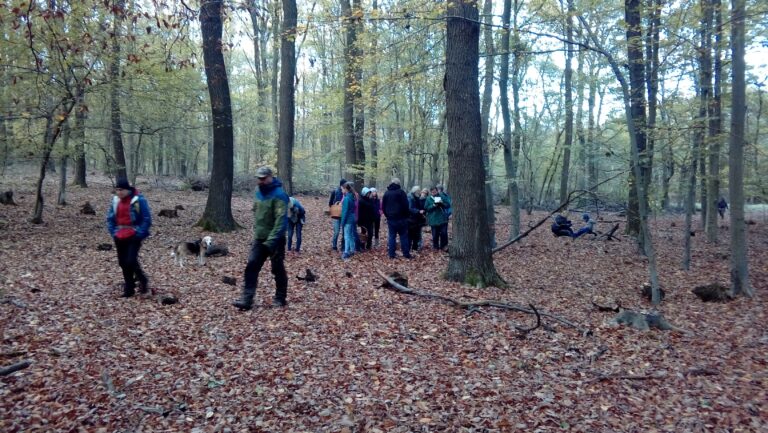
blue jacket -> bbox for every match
[106,190,152,240]
[288,197,306,224]
[340,192,357,226]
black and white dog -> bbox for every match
[171,236,213,267]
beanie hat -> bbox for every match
[339,178,347,186]
[582,213,590,221]
[361,187,370,196]
[115,177,131,190]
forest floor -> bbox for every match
[1,173,767,433]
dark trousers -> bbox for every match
[373,218,381,241]
[387,219,410,258]
[430,223,449,249]
[287,221,303,252]
[408,224,423,251]
[242,237,288,303]
[114,237,147,293]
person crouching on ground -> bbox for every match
[233,166,289,310]
[106,177,152,298]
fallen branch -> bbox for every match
[0,360,32,376]
[376,270,587,334]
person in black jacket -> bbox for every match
[358,187,376,250]
[381,178,412,259]
[407,186,427,251]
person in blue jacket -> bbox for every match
[340,182,358,260]
[106,177,152,298]
[286,196,306,253]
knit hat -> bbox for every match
[256,166,273,178]
[361,187,371,196]
[115,177,131,190]
[582,213,590,221]
[339,178,347,186]
[370,187,377,193]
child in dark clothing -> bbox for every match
[551,214,574,237]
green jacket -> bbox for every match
[252,177,289,249]
[425,193,451,226]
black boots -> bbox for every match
[271,297,287,308]
[232,298,253,310]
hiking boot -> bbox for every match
[232,299,253,311]
[121,288,135,298]
[138,280,149,294]
[271,297,287,308]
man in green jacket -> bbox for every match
[233,166,290,310]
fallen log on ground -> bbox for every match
[0,360,31,376]
[376,270,588,335]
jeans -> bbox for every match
[332,218,341,250]
[343,223,357,258]
[572,227,594,238]
[242,237,287,303]
[430,223,449,249]
[387,219,411,258]
[114,237,147,293]
[287,220,303,251]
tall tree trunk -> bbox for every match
[445,0,504,288]
[368,0,380,187]
[559,0,575,205]
[705,0,723,241]
[57,120,71,205]
[271,0,280,144]
[586,62,599,191]
[499,0,514,235]
[509,0,524,238]
[697,0,713,229]
[341,0,357,183]
[728,0,751,296]
[624,0,649,243]
[480,0,495,245]
[352,0,365,190]
[277,0,296,195]
[683,138,699,270]
[247,0,271,171]
[32,104,73,224]
[110,0,128,180]
[197,0,237,232]
[73,82,87,187]
[644,0,661,198]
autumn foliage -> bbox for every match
[1,176,766,431]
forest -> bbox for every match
[1,0,767,431]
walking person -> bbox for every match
[328,178,346,251]
[233,166,290,310]
[425,186,451,250]
[287,196,305,253]
[717,197,728,220]
[382,178,412,259]
[106,177,152,298]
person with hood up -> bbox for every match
[328,178,346,251]
[106,177,152,298]
[286,196,306,253]
[357,187,376,250]
[381,177,412,259]
[233,166,290,310]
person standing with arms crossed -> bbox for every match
[233,166,290,310]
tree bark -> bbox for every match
[341,0,357,184]
[559,0,575,205]
[480,0,495,245]
[499,0,513,232]
[73,82,87,187]
[109,0,128,180]
[197,0,237,232]
[57,120,71,205]
[705,0,723,242]
[352,0,366,190]
[728,0,751,296]
[444,0,504,288]
[277,0,297,195]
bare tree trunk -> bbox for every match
[481,0,495,245]
[57,120,71,206]
[509,0,525,238]
[728,0,751,296]
[445,0,504,288]
[368,0,380,187]
[110,0,128,180]
[277,0,297,195]
[73,83,87,187]
[683,140,699,270]
[559,0,575,205]
[271,0,280,143]
[500,0,513,221]
[197,0,237,232]
[341,0,357,184]
[705,0,723,242]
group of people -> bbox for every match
[327,177,452,260]
[551,213,596,238]
[106,168,453,310]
